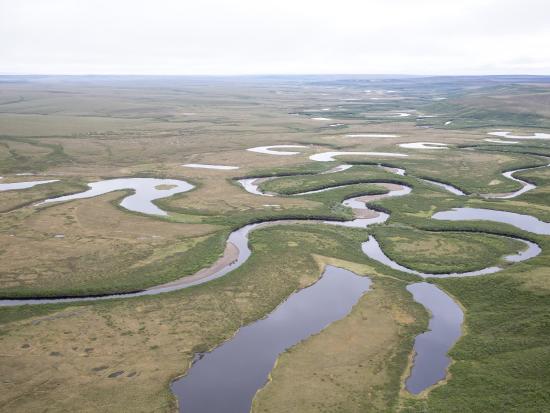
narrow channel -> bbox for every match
[361,235,540,278]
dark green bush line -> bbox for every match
[326,189,388,203]
[271,178,410,196]
[458,144,550,159]
[229,214,347,227]
[346,160,402,169]
[294,140,346,150]
[402,275,550,412]
[370,225,540,274]
[413,175,471,195]
[411,226,540,246]
[400,218,544,247]
[233,171,319,181]
[235,161,334,180]
[0,230,229,300]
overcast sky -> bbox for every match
[1,0,549,75]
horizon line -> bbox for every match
[1,73,549,78]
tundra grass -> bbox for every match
[260,164,400,195]
[253,273,427,413]
[0,136,72,173]
[0,224,418,413]
[0,230,228,299]
[0,192,222,298]
[7,155,532,299]
[0,178,399,298]
[461,144,550,158]
[371,227,526,274]
[385,150,546,194]
[421,99,550,129]
[165,183,387,228]
[258,151,545,195]
[400,273,550,413]
[0,179,86,213]
[1,77,549,412]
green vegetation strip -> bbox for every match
[401,274,550,412]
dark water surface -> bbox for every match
[171,265,372,413]
[405,282,464,394]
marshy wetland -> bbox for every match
[1,75,550,412]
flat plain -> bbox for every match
[0,75,549,412]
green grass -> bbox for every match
[236,161,334,179]
[0,136,71,173]
[422,96,550,129]
[460,144,550,158]
[0,224,414,412]
[260,165,401,195]
[371,227,526,274]
[401,274,550,412]
[258,151,547,196]
[1,76,550,412]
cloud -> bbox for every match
[0,0,548,75]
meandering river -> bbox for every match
[36,178,195,216]
[2,156,548,407]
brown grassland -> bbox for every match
[1,76,549,412]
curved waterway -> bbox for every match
[3,156,548,401]
[327,184,411,228]
[0,178,59,192]
[488,131,550,140]
[482,164,549,199]
[309,151,408,161]
[246,145,306,156]
[398,142,449,150]
[171,265,372,413]
[484,138,518,144]
[35,178,195,216]
[237,177,276,196]
[362,235,541,278]
[0,181,404,307]
[361,228,540,393]
[239,162,468,198]
[0,220,293,307]
[419,178,465,196]
[405,282,463,394]
[433,207,550,235]
[237,163,354,197]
